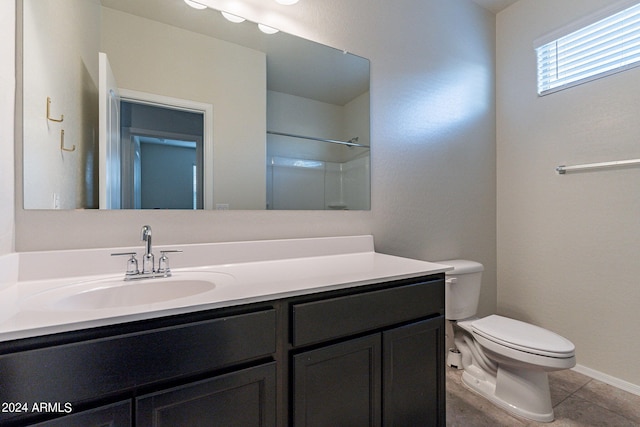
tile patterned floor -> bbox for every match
[446,367,640,426]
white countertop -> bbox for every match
[0,236,451,342]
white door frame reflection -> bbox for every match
[115,89,214,210]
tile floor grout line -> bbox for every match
[552,378,593,408]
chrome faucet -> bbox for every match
[141,225,154,274]
[111,225,182,280]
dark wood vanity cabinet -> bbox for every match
[27,363,277,427]
[0,274,444,427]
[290,277,445,427]
[292,319,444,427]
[0,308,278,427]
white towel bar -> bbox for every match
[556,158,640,174]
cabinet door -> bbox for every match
[136,363,276,427]
[383,316,445,427]
[29,401,131,427]
[293,334,381,427]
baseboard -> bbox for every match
[573,364,640,397]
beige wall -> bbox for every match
[344,91,371,152]
[367,2,497,318]
[497,0,640,390]
[22,0,100,210]
[267,90,347,163]
[0,1,15,255]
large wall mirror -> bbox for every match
[21,0,370,210]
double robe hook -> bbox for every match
[47,97,75,152]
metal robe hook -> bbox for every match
[46,97,64,122]
[60,129,76,152]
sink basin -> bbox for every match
[55,279,216,310]
[25,271,235,311]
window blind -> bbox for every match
[536,1,640,95]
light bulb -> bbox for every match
[184,0,207,10]
[221,11,246,23]
[258,24,279,34]
[275,0,299,4]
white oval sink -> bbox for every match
[25,271,235,311]
[55,279,216,310]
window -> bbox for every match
[535,1,640,95]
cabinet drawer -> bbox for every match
[291,278,443,346]
[0,309,276,424]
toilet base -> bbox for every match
[461,364,554,423]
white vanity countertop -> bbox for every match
[0,236,451,342]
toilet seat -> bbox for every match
[470,315,575,358]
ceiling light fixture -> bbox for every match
[221,11,246,23]
[184,0,207,10]
[275,0,299,4]
[258,24,279,34]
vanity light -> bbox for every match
[184,0,207,10]
[258,24,279,34]
[221,11,246,23]
[275,0,299,4]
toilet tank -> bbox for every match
[441,259,484,321]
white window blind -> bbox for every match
[536,1,640,95]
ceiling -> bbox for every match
[471,0,520,14]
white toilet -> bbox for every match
[442,260,576,423]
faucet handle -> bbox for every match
[111,252,140,277]
[158,250,183,277]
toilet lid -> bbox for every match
[471,315,575,357]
